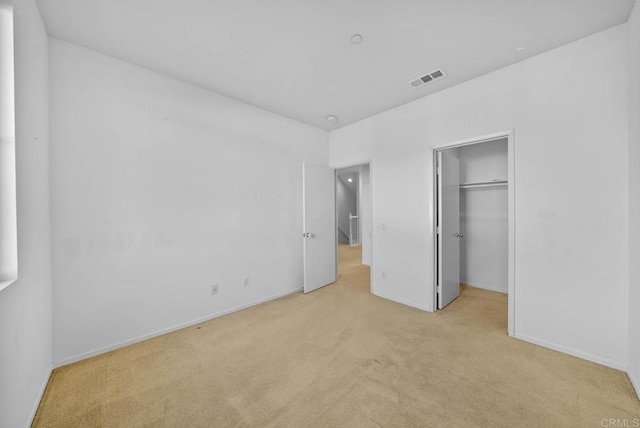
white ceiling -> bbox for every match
[36,0,635,130]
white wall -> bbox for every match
[49,39,328,365]
[0,0,53,427]
[330,25,629,369]
[360,164,372,266]
[628,0,640,397]
[457,139,508,185]
[336,174,357,244]
[458,139,508,293]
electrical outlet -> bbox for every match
[243,276,250,287]
[211,285,219,295]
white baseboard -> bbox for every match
[629,369,640,400]
[54,287,303,368]
[461,281,507,294]
[515,332,627,371]
[27,364,53,428]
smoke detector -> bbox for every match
[409,68,447,89]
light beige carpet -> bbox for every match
[33,244,639,427]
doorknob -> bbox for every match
[456,233,464,238]
[303,232,315,238]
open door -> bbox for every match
[303,163,336,293]
[437,151,461,308]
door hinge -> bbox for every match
[436,226,440,235]
[436,166,441,175]
[436,284,441,293]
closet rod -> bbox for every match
[459,180,508,189]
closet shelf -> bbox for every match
[459,180,508,189]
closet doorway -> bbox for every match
[433,132,515,336]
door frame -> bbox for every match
[432,130,516,336]
[332,159,374,294]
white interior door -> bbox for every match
[438,151,461,308]
[303,163,336,293]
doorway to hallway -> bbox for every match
[335,163,372,292]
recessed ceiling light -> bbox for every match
[516,46,525,51]
[326,115,338,122]
[347,178,353,183]
[350,34,363,44]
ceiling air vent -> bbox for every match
[409,68,447,89]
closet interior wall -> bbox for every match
[458,138,508,293]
